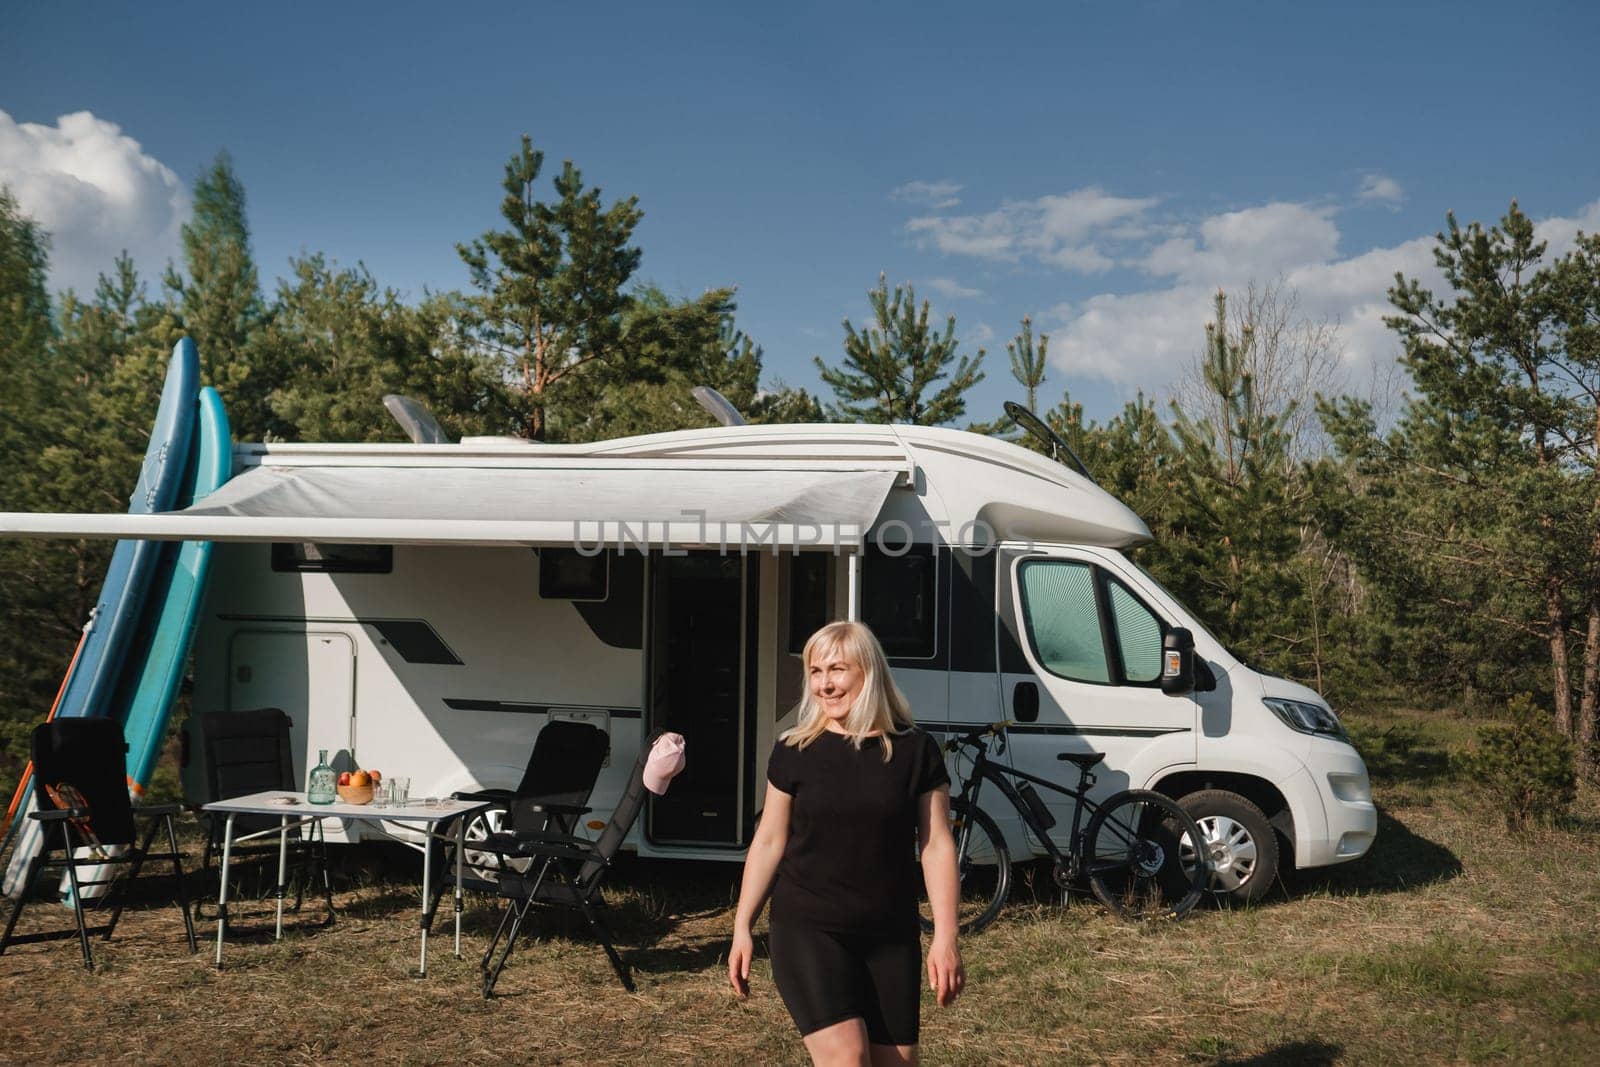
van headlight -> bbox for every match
[1263,697,1348,741]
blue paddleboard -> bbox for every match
[118,387,233,792]
[3,339,200,897]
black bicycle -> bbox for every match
[921,722,1208,933]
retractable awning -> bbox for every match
[0,464,900,550]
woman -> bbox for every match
[729,620,964,1066]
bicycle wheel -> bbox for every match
[1084,789,1206,922]
[918,799,1011,935]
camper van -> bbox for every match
[8,420,1376,902]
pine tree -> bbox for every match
[457,136,642,440]
[1322,202,1600,750]
[815,275,985,424]
[1166,291,1323,679]
[253,255,511,442]
[0,191,63,768]
[1008,315,1049,413]
[163,152,266,432]
[0,189,56,511]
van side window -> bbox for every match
[1018,560,1110,683]
[271,543,392,573]
[538,548,608,600]
[1107,578,1162,684]
[863,544,936,659]
[787,553,831,654]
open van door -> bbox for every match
[645,552,758,848]
[997,547,1198,838]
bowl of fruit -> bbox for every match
[336,768,382,804]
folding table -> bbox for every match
[202,790,488,974]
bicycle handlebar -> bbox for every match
[944,720,1013,755]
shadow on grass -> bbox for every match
[1212,1039,1342,1066]
[1285,805,1461,898]
[1347,721,1454,790]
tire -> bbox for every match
[918,799,1011,936]
[1178,789,1280,906]
[1084,789,1207,922]
[458,807,530,887]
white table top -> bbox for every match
[202,790,487,824]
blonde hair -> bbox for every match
[781,620,915,761]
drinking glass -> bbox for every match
[390,777,410,806]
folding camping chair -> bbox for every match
[0,718,197,970]
[194,708,333,927]
[479,729,674,998]
[430,718,610,918]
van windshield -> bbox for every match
[1127,559,1245,667]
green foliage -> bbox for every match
[1161,293,1321,677]
[163,152,268,436]
[1463,694,1577,827]
[1321,202,1600,755]
[253,255,513,442]
[558,286,752,441]
[1007,315,1048,415]
[0,190,63,772]
[815,274,985,424]
[457,135,643,440]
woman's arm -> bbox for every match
[918,784,966,1007]
[728,782,792,996]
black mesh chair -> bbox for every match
[0,718,197,969]
[479,729,670,998]
[438,719,611,897]
[195,709,333,926]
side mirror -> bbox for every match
[1161,627,1196,696]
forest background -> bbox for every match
[2,137,1598,805]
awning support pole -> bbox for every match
[846,551,861,621]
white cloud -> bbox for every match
[0,110,189,296]
[1046,198,1600,394]
[890,179,963,209]
[907,207,1017,259]
[906,186,1159,274]
[1141,202,1342,283]
[924,277,983,299]
[966,322,995,346]
[1531,198,1600,257]
[1358,174,1404,206]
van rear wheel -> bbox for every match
[1178,790,1279,905]
[918,800,1010,935]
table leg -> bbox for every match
[275,814,290,940]
[214,812,236,967]
[455,815,466,957]
[419,826,431,977]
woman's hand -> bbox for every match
[728,927,755,997]
[927,935,965,1007]
[728,785,791,999]
[918,784,965,1006]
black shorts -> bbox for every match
[768,920,921,1046]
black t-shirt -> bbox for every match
[766,728,950,935]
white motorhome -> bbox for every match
[6,421,1375,901]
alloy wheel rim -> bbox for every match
[1194,813,1257,892]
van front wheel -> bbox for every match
[1178,790,1279,905]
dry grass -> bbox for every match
[2,706,1597,1065]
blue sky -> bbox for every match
[3,1,1598,426]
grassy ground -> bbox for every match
[2,706,1596,1065]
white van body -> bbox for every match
[1,423,1376,890]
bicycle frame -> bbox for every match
[949,731,1102,880]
